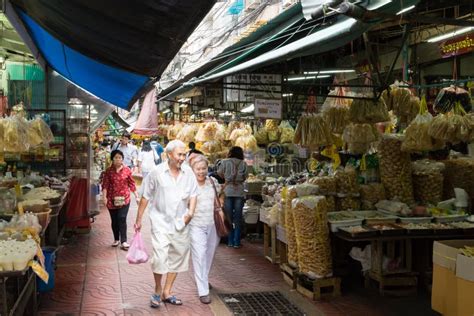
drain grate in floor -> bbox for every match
[218,291,306,316]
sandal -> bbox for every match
[150,293,161,308]
[121,242,130,250]
[163,295,183,305]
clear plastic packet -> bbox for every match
[4,117,29,152]
[343,123,380,154]
[378,134,414,204]
[235,135,258,152]
[279,121,295,144]
[412,160,445,205]
[176,124,198,143]
[255,126,269,145]
[360,183,386,209]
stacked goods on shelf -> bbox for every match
[292,195,332,278]
[307,176,337,212]
[285,186,299,268]
[335,168,360,211]
[378,135,414,205]
[294,114,333,147]
[322,86,352,134]
[359,183,386,209]
[342,123,380,154]
[412,160,445,205]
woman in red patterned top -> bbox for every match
[102,150,139,250]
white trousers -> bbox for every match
[190,223,220,296]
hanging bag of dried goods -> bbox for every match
[343,123,380,154]
[412,160,445,205]
[322,86,351,134]
[452,102,473,143]
[292,196,332,279]
[402,96,438,152]
[279,121,295,144]
[294,114,333,147]
[378,134,415,205]
[349,89,390,124]
[4,116,29,153]
[434,85,472,113]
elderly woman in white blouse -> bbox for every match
[189,154,222,304]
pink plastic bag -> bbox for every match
[126,231,149,264]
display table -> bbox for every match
[45,192,68,246]
[0,268,37,316]
[335,232,471,295]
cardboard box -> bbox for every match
[456,253,474,316]
[432,240,474,315]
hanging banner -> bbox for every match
[439,33,474,58]
[254,98,282,119]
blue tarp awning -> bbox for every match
[5,0,215,110]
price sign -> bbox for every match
[254,98,282,119]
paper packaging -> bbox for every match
[432,240,474,316]
[456,253,474,316]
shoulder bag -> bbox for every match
[210,178,230,237]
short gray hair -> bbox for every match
[190,154,208,168]
[165,139,186,153]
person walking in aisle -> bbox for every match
[188,154,222,304]
[135,140,198,308]
[150,136,164,164]
[102,150,139,250]
[137,140,159,180]
[112,133,138,169]
[217,146,248,248]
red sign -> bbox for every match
[439,33,474,58]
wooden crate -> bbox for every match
[296,274,341,300]
[365,271,418,296]
[263,223,280,264]
[280,263,297,289]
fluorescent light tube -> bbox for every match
[200,108,212,113]
[179,104,188,108]
[282,93,293,97]
[396,5,415,15]
[286,75,330,81]
[219,111,232,117]
[304,69,355,75]
[241,104,254,113]
[162,109,170,114]
[427,27,474,43]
